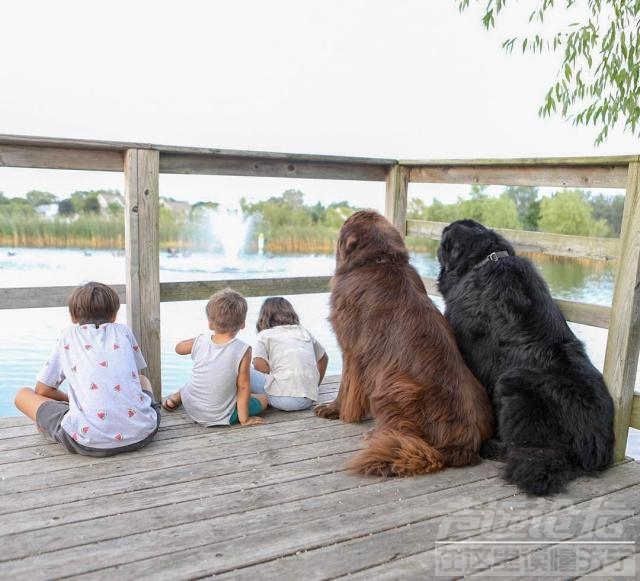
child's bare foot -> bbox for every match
[162,392,182,412]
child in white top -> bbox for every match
[14,282,160,456]
[162,288,268,426]
[252,297,328,411]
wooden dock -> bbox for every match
[1,378,639,580]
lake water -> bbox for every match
[2,246,638,458]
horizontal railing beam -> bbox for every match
[402,159,633,189]
[0,144,124,172]
[158,153,389,181]
[0,134,395,179]
[0,277,332,310]
[407,219,620,261]
[0,276,609,328]
[159,277,331,301]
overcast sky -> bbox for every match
[1,0,637,210]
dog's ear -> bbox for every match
[339,233,359,261]
[438,231,464,272]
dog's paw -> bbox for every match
[314,403,340,419]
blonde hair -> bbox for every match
[205,288,247,333]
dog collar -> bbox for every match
[473,250,510,270]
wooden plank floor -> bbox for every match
[1,376,639,580]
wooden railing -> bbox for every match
[1,134,638,461]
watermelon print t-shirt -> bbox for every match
[36,322,159,449]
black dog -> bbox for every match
[437,219,615,495]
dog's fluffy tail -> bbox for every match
[347,429,445,477]
[503,446,578,495]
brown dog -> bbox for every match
[315,210,493,476]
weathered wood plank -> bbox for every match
[51,464,640,580]
[0,418,365,483]
[0,277,609,329]
[0,432,365,514]
[454,488,640,578]
[125,149,161,400]
[576,553,638,579]
[0,144,123,171]
[553,298,611,329]
[0,284,127,310]
[604,161,640,461]
[0,462,499,565]
[159,153,390,181]
[630,393,640,430]
[2,382,640,579]
[407,219,620,260]
[5,471,504,579]
[405,161,630,188]
[425,276,610,328]
[0,452,354,538]
[160,276,331,301]
[329,464,640,580]
[0,133,395,177]
[402,156,639,166]
[0,277,331,310]
[385,165,410,236]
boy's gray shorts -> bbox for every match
[36,394,161,457]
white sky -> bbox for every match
[0,0,637,210]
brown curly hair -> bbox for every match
[256,297,300,332]
[68,282,120,326]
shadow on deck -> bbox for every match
[1,377,639,579]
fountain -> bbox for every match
[208,207,253,268]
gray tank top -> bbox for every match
[180,334,250,426]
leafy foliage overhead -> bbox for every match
[457,0,640,144]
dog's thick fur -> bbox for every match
[437,219,615,495]
[314,210,493,476]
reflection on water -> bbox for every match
[406,240,616,307]
[536,257,616,306]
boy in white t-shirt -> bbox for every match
[14,282,161,457]
[162,288,268,427]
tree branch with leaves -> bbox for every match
[457,0,640,144]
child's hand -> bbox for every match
[240,416,264,427]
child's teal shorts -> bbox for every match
[229,397,264,424]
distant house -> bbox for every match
[35,203,59,219]
[97,192,125,210]
[160,199,191,218]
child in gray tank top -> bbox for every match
[162,288,268,426]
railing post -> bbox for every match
[124,149,161,402]
[603,160,640,461]
[385,165,410,237]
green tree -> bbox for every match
[57,199,75,216]
[0,196,35,216]
[25,190,57,207]
[585,192,625,236]
[190,201,219,219]
[309,201,326,225]
[503,186,540,230]
[407,198,428,220]
[539,189,609,236]
[457,0,640,144]
[427,198,460,223]
[82,196,101,214]
[479,194,521,229]
[326,203,356,228]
